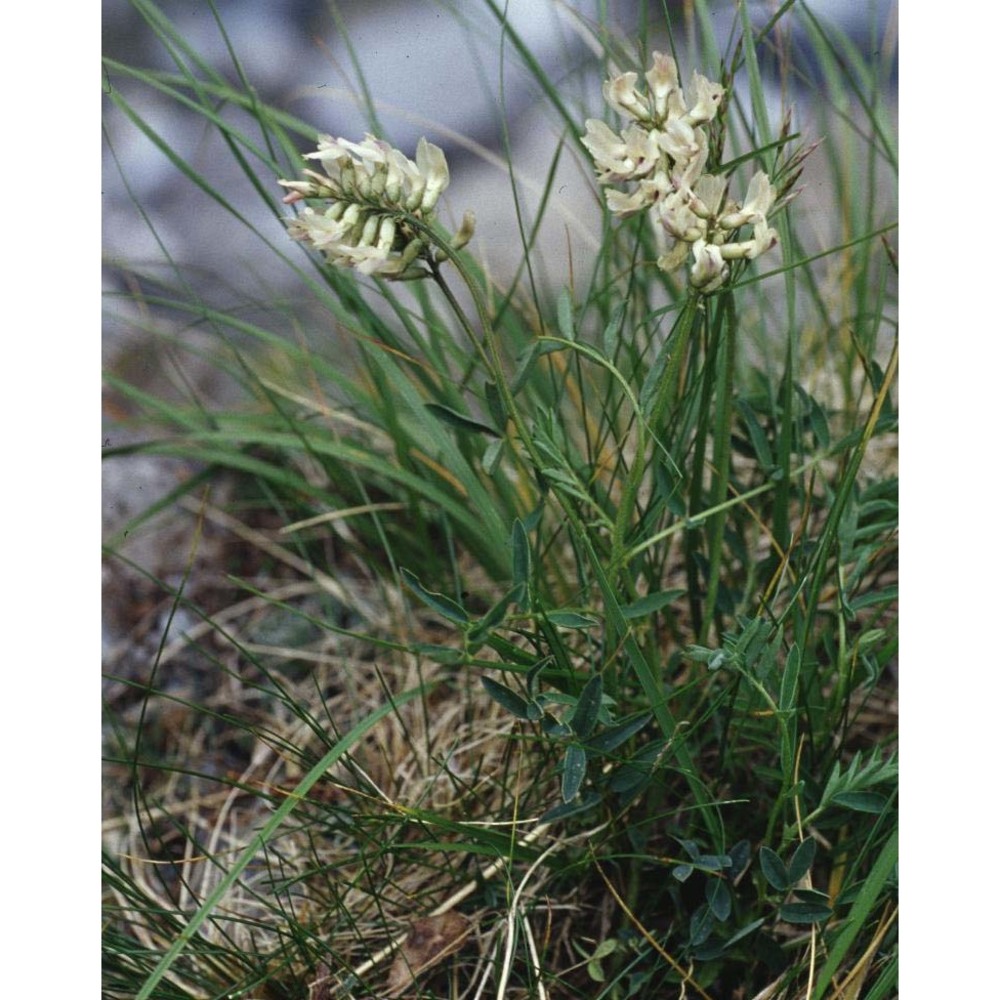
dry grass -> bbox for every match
[103,479,609,998]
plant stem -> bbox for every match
[701,291,737,643]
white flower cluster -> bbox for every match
[279,134,474,279]
[581,52,778,292]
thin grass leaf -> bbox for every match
[135,685,426,1000]
[557,286,576,341]
[813,826,897,998]
[424,402,502,438]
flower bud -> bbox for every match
[451,211,476,250]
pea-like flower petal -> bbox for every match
[603,72,648,121]
[719,171,777,229]
[645,52,681,120]
[690,240,728,290]
[684,72,725,125]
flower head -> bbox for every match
[279,133,471,279]
[581,53,781,292]
[581,53,724,222]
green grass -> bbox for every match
[103,2,897,997]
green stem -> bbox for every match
[685,299,722,637]
[610,296,700,577]
[700,291,737,644]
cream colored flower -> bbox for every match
[683,72,725,126]
[717,220,778,261]
[656,239,691,274]
[581,53,724,224]
[279,133,472,279]
[582,53,783,291]
[286,205,355,250]
[597,53,722,131]
[644,51,682,120]
[581,120,629,179]
[654,171,780,290]
[656,119,704,176]
[414,138,449,211]
[605,183,658,218]
[451,211,477,251]
[602,71,649,122]
[290,133,450,213]
[656,192,702,243]
[581,120,661,185]
[719,171,776,229]
[690,240,727,291]
[683,173,729,221]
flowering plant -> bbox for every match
[107,8,898,998]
